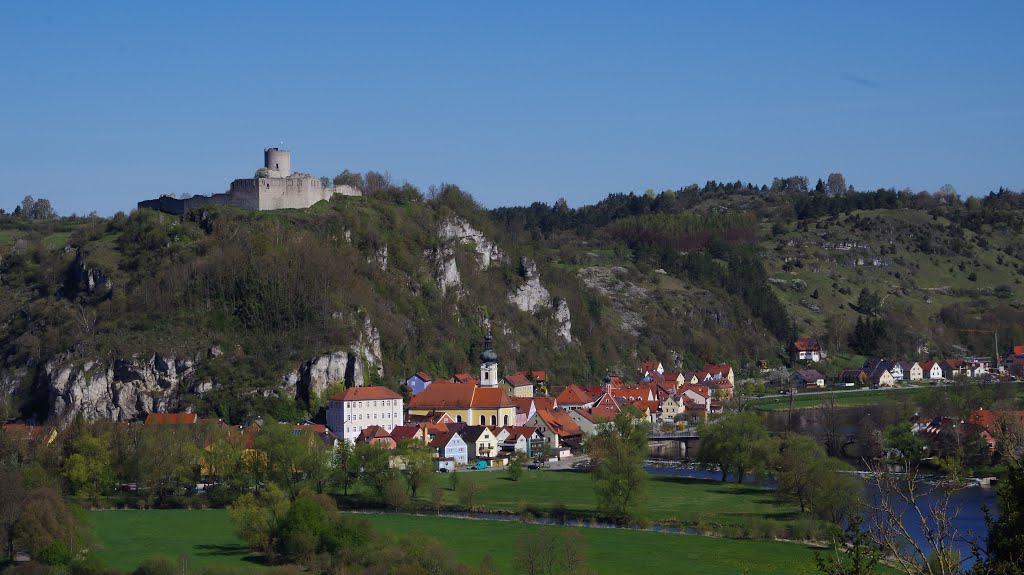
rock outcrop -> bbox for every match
[70,248,113,294]
[46,353,194,426]
[509,257,552,313]
[283,318,384,402]
[426,245,462,296]
[439,217,505,270]
[553,297,572,343]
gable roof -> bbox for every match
[408,383,516,410]
[533,397,557,411]
[794,337,821,352]
[794,369,826,383]
[457,425,492,443]
[452,373,474,384]
[533,409,582,438]
[429,429,463,449]
[330,386,402,402]
[555,384,594,405]
[504,373,533,387]
[966,409,1024,433]
[919,361,939,371]
[356,425,392,442]
[390,425,422,441]
[511,397,535,414]
[640,361,662,374]
[573,404,620,424]
[144,413,197,425]
[413,371,432,381]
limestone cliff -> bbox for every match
[438,217,506,270]
[509,257,572,343]
[45,354,195,426]
[282,317,384,402]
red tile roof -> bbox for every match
[533,397,557,411]
[390,425,423,441]
[414,371,432,381]
[356,425,392,442]
[967,409,1024,431]
[640,361,662,374]
[573,405,619,424]
[556,384,595,405]
[144,413,198,425]
[330,386,402,402]
[794,338,821,352]
[408,383,516,410]
[511,397,534,414]
[504,373,533,387]
[530,371,547,382]
[534,409,583,438]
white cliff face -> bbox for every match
[438,217,505,270]
[283,317,385,402]
[426,245,462,296]
[46,354,194,426]
[509,257,552,313]
[553,297,573,343]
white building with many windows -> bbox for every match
[326,386,404,443]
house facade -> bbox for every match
[326,386,404,443]
[430,430,469,464]
[458,426,500,460]
[407,383,517,427]
[405,372,433,395]
[794,338,822,362]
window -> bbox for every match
[480,415,486,425]
[503,415,510,425]
[490,415,497,426]
[456,415,462,423]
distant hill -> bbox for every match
[2,178,1022,425]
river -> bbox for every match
[646,463,998,566]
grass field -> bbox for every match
[89,509,265,572]
[342,469,800,529]
[88,510,824,575]
[747,386,932,411]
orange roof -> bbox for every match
[144,413,198,425]
[967,409,1024,431]
[1,423,56,443]
[534,409,582,438]
[680,384,710,399]
[1014,346,1024,356]
[608,387,652,401]
[414,371,432,381]
[452,373,474,383]
[511,397,534,414]
[502,425,540,440]
[504,373,532,387]
[408,383,516,410]
[703,363,733,374]
[530,371,547,381]
[640,361,662,374]
[356,425,392,441]
[292,423,328,434]
[555,384,594,405]
[573,405,619,424]
[390,425,422,441]
[533,397,557,411]
[330,386,402,402]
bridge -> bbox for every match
[648,430,700,459]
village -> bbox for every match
[9,334,1022,476]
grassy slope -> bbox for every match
[88,510,822,575]
[763,209,1024,347]
[343,469,800,528]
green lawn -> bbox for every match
[343,469,800,529]
[88,509,266,572]
[88,510,823,575]
[364,513,822,575]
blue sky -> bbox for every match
[2,1,1021,215]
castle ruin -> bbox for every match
[138,148,361,214]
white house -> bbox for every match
[326,386,404,443]
[794,338,823,362]
[919,361,944,380]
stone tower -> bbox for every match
[479,331,498,387]
[264,148,291,178]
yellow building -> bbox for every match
[408,383,518,426]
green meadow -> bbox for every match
[88,510,823,575]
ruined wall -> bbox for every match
[138,178,361,214]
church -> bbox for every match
[407,332,518,426]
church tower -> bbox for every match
[479,331,499,387]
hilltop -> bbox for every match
[2,177,1023,425]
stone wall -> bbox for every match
[138,178,361,214]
